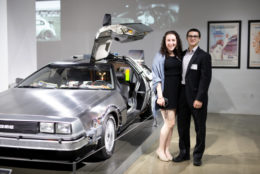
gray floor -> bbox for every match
[1,113,260,174]
[124,113,260,174]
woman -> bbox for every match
[152,31,182,161]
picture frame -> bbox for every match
[247,20,260,69]
[0,168,12,174]
[207,21,241,68]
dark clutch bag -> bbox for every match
[158,97,168,109]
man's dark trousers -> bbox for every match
[177,85,208,160]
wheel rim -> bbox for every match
[105,119,115,152]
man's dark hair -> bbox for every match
[186,28,201,38]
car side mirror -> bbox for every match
[103,14,111,26]
[16,78,23,84]
[8,78,23,88]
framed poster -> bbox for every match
[0,168,12,174]
[248,20,260,69]
[207,21,241,68]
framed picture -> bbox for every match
[207,21,241,68]
[248,20,260,69]
[0,168,12,174]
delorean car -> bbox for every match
[0,15,152,162]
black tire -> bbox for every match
[94,115,116,160]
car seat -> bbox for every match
[115,71,129,105]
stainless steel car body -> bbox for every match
[0,85,126,151]
[0,58,151,159]
[0,16,152,161]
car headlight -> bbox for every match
[40,122,54,133]
[56,123,72,134]
[40,122,72,134]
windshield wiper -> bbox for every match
[17,85,56,89]
[17,85,39,88]
[60,87,80,89]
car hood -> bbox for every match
[0,88,113,118]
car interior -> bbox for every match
[19,65,113,89]
[112,61,147,114]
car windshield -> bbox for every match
[18,64,114,90]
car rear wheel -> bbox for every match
[95,115,116,159]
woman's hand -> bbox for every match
[157,97,165,107]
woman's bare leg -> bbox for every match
[165,109,176,160]
[156,109,170,161]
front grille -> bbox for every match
[0,120,39,134]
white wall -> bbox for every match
[37,0,260,115]
[0,0,8,91]
[7,0,37,86]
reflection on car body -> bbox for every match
[0,14,152,162]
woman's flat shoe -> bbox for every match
[156,151,169,162]
[166,152,173,161]
[167,156,173,161]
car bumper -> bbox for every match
[0,135,91,151]
[0,127,102,161]
[0,126,102,152]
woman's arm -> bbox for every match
[156,83,165,106]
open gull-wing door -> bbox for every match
[90,14,153,62]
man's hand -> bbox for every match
[193,100,203,109]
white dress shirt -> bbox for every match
[181,46,198,85]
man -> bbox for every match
[173,28,212,166]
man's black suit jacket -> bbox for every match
[183,47,212,108]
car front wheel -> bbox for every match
[95,115,116,159]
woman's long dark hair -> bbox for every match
[160,30,183,59]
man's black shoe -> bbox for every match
[193,158,202,166]
[172,154,190,162]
